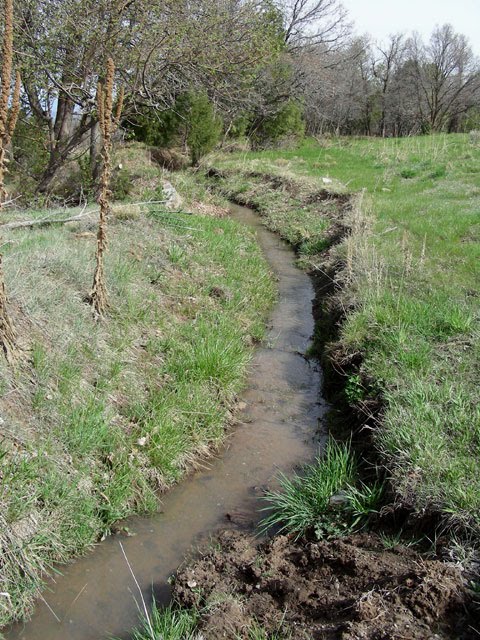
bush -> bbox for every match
[252,101,305,148]
[126,92,222,166]
[12,113,49,179]
[127,108,181,148]
[184,91,223,165]
[111,167,132,200]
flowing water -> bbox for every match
[6,204,327,640]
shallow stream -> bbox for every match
[7,204,327,640]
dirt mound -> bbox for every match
[173,530,477,639]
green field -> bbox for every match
[209,133,480,530]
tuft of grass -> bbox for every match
[344,482,384,528]
[259,441,385,540]
[259,441,356,539]
[242,620,291,640]
[121,602,199,640]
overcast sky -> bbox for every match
[342,0,480,55]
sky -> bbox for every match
[342,0,480,55]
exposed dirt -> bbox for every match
[174,530,478,639]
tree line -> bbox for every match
[5,0,479,196]
[298,24,480,136]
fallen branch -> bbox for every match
[0,199,168,231]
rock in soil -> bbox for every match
[173,530,478,639]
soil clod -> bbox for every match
[173,530,477,639]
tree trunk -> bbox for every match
[36,117,96,194]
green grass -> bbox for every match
[123,603,199,640]
[259,441,357,539]
[242,621,290,640]
[211,133,480,532]
[0,161,275,626]
[125,603,290,640]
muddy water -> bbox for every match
[7,204,327,640]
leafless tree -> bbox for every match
[299,24,480,136]
[278,0,351,51]
[373,34,406,136]
[408,25,480,132]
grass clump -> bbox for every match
[127,603,290,640]
[259,441,381,539]
[243,621,291,640]
[125,602,199,640]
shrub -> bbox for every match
[127,107,181,148]
[12,112,49,180]
[184,91,223,165]
[127,92,222,166]
[111,167,131,200]
[252,101,305,148]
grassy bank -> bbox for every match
[0,148,275,626]
[208,133,480,532]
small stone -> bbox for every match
[329,490,348,506]
[137,436,148,447]
[187,580,197,589]
[322,177,333,184]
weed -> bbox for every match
[400,167,417,179]
[344,373,365,404]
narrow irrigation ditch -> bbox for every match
[5,203,327,640]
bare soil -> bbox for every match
[173,530,478,639]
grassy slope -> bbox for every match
[0,147,275,626]
[211,134,480,530]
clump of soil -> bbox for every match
[173,530,477,639]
